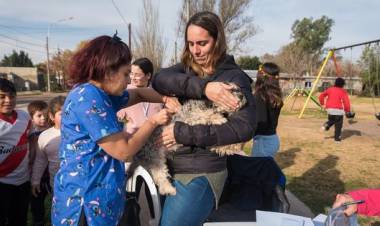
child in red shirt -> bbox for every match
[319,77,351,142]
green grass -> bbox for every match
[27,196,52,226]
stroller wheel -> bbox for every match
[375,112,380,120]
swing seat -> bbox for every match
[345,111,356,119]
[375,112,380,120]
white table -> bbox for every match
[204,223,256,226]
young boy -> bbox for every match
[319,77,351,142]
[28,100,48,136]
[27,100,49,226]
[0,78,32,226]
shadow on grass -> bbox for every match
[324,129,362,140]
[341,129,362,139]
[286,154,344,215]
[275,148,301,170]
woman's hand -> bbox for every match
[155,124,177,149]
[205,82,239,110]
[148,109,173,126]
[332,193,357,216]
[31,184,41,197]
[163,96,181,113]
[117,109,128,121]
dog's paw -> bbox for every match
[159,185,177,196]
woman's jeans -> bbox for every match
[251,134,280,157]
[251,134,286,187]
[160,176,215,226]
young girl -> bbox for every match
[31,96,65,195]
[251,62,283,157]
[319,77,351,142]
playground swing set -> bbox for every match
[291,38,380,121]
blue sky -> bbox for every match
[1,0,379,66]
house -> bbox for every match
[0,66,43,91]
[243,70,363,94]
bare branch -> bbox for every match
[176,0,257,55]
[133,0,167,71]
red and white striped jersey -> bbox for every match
[0,110,31,185]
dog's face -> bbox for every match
[213,83,247,114]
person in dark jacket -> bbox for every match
[251,62,283,157]
[152,11,256,226]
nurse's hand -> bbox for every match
[163,96,181,113]
[148,109,174,126]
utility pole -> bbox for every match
[187,0,190,21]
[128,23,132,51]
[46,16,73,92]
[174,41,177,63]
[46,36,50,92]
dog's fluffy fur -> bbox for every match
[128,83,247,195]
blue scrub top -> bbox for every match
[52,83,129,226]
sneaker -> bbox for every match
[320,125,328,132]
[335,137,342,143]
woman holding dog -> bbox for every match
[52,34,174,226]
[153,11,256,226]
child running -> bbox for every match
[319,77,351,142]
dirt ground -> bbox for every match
[273,95,380,225]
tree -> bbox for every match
[177,0,257,54]
[236,56,261,70]
[37,49,74,91]
[133,0,166,72]
[0,50,33,67]
[290,16,334,74]
[274,43,309,77]
[291,16,334,55]
[359,45,380,96]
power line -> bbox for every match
[111,0,129,27]
[0,33,45,47]
[0,25,45,44]
[0,39,47,55]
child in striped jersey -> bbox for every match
[0,78,32,226]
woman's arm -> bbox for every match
[153,64,239,110]
[333,189,380,217]
[153,64,207,99]
[126,88,164,107]
[98,109,172,161]
[158,72,256,147]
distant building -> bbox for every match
[0,66,43,91]
[243,70,363,94]
[279,73,363,94]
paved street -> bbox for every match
[16,92,67,111]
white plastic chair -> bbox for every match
[126,164,161,226]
